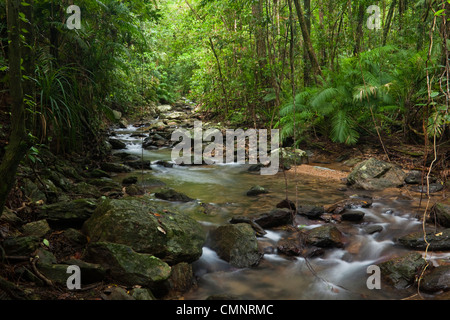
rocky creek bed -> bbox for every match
[0,100,449,300]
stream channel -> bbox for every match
[109,124,449,300]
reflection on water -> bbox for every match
[110,126,446,300]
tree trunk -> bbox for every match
[353,2,365,55]
[292,0,322,81]
[252,0,268,88]
[303,0,312,86]
[0,0,31,217]
[383,0,397,46]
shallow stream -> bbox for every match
[110,125,449,300]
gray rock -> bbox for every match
[246,185,269,196]
[22,220,51,238]
[108,139,127,150]
[397,229,450,250]
[37,199,97,228]
[419,266,450,292]
[154,188,194,202]
[2,236,40,256]
[430,203,450,227]
[82,198,205,264]
[253,208,293,228]
[100,162,133,173]
[346,158,406,190]
[208,223,263,268]
[341,210,365,222]
[378,252,427,289]
[305,225,344,248]
[297,205,325,219]
[85,242,171,287]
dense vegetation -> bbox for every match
[0,0,449,214]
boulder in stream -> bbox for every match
[305,225,345,248]
[397,229,450,251]
[429,203,450,228]
[82,198,206,265]
[378,252,427,289]
[154,187,194,202]
[346,158,406,190]
[84,242,171,287]
[208,223,263,268]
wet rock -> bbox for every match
[341,210,365,222]
[85,242,172,287]
[279,148,309,167]
[404,170,423,184]
[82,198,205,264]
[415,183,444,194]
[100,162,133,173]
[125,160,152,170]
[125,184,146,196]
[164,262,196,296]
[154,188,194,202]
[108,139,127,150]
[363,224,383,234]
[378,252,427,289]
[154,160,174,168]
[88,169,111,179]
[324,197,372,214]
[246,185,269,196]
[37,199,98,228]
[229,216,266,237]
[305,225,344,248]
[276,199,296,211]
[405,170,437,185]
[68,182,103,198]
[122,176,138,185]
[22,220,51,238]
[208,223,263,268]
[397,229,450,250]
[346,158,406,190]
[253,208,293,228]
[88,178,122,192]
[277,231,324,258]
[419,265,450,293]
[297,205,325,219]
[429,203,450,228]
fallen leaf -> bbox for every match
[157,226,166,234]
[435,232,443,237]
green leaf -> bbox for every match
[43,239,50,247]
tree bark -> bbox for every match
[383,0,397,46]
[292,0,322,81]
[0,0,31,217]
[303,0,312,86]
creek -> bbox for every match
[110,124,448,300]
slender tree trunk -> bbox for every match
[0,0,31,217]
[303,0,312,86]
[252,0,268,88]
[353,2,365,55]
[292,0,322,80]
[383,0,397,46]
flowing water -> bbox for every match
[111,125,449,300]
